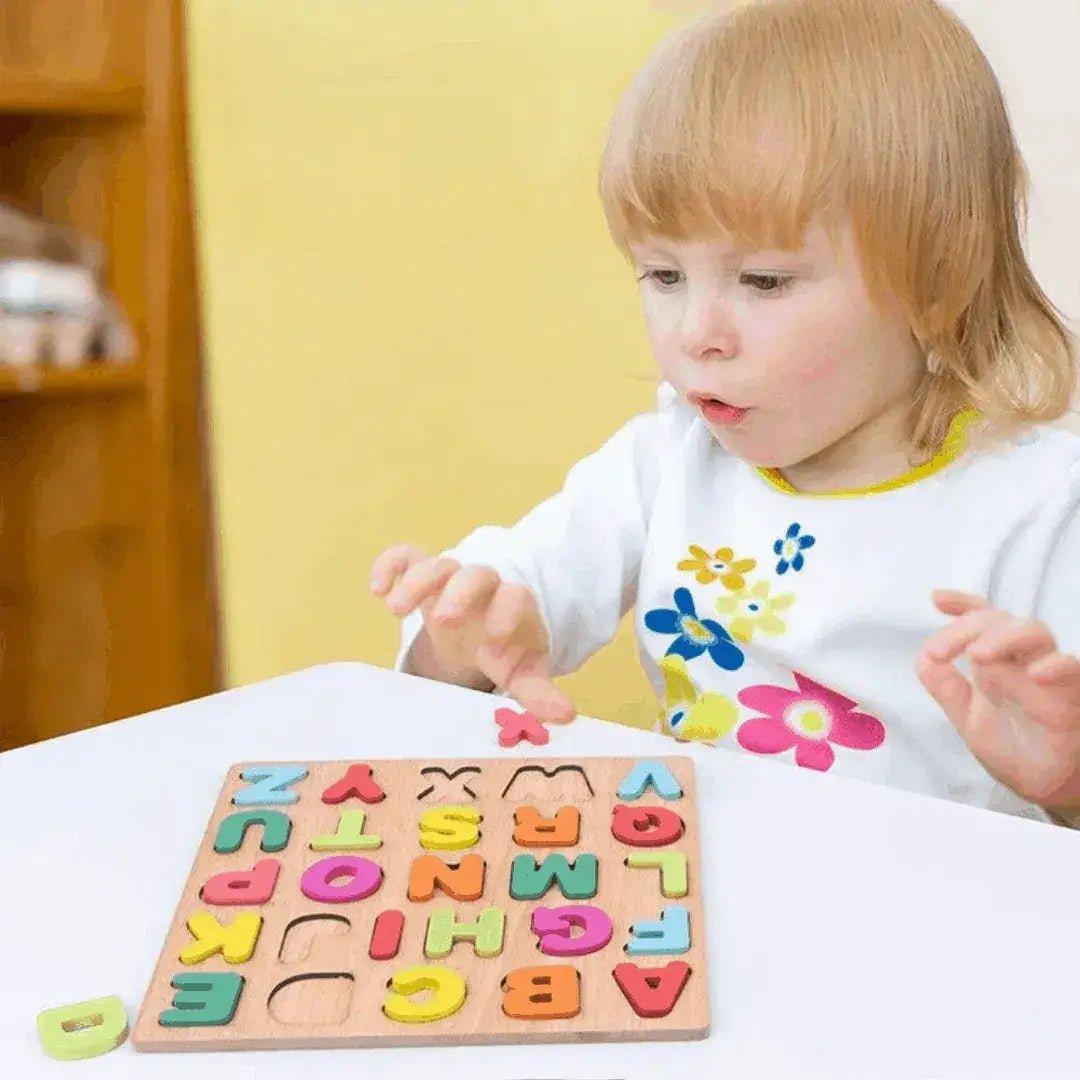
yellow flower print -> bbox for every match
[677,544,757,590]
[715,580,795,643]
[658,654,740,743]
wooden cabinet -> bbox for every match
[0,0,220,747]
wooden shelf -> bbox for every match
[0,361,145,397]
[0,77,143,118]
[0,0,221,750]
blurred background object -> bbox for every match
[0,203,136,368]
[0,0,220,749]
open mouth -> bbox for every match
[690,394,751,426]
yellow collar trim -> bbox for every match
[755,409,981,499]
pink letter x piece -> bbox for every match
[494,707,550,748]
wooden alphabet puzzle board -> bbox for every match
[132,756,709,1050]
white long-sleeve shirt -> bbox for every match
[395,382,1080,823]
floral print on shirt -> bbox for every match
[736,671,886,772]
[773,521,816,575]
[658,654,740,742]
[655,518,885,772]
[715,580,795,643]
[644,587,746,671]
[677,545,757,590]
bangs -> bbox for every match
[596,0,933,261]
[598,6,857,258]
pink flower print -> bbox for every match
[736,672,885,772]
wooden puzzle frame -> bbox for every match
[132,756,709,1050]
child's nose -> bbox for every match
[679,295,738,360]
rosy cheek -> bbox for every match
[796,355,838,383]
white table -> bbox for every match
[3,661,1078,1078]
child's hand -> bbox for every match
[916,589,1080,815]
[370,544,576,724]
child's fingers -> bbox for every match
[931,589,991,616]
[474,636,575,724]
[483,582,540,651]
[480,585,575,722]
[369,544,427,596]
[384,556,460,616]
[915,652,973,731]
[504,666,576,725]
[1028,651,1080,686]
[969,655,1080,731]
[922,607,1013,663]
[430,565,501,625]
[967,618,1056,665]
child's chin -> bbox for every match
[708,426,790,469]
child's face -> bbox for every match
[629,216,926,468]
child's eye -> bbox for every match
[740,273,794,296]
[636,269,683,290]
[636,269,793,296]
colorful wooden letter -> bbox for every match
[181,912,263,965]
[159,973,244,1027]
[321,763,386,804]
[200,858,280,906]
[626,905,691,956]
[512,806,580,847]
[494,706,550,748]
[531,905,613,957]
[232,765,307,806]
[37,996,128,1060]
[625,850,689,898]
[213,809,291,854]
[424,906,505,959]
[418,805,482,851]
[509,853,598,900]
[309,809,382,851]
[407,853,486,901]
[382,965,466,1024]
[617,760,683,801]
[611,804,685,847]
[369,910,405,960]
[612,961,692,1018]
[300,856,383,903]
[501,966,580,1020]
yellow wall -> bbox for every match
[184,0,718,727]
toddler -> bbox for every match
[371,0,1080,827]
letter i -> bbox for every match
[369,910,405,960]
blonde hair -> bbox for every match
[598,0,1077,453]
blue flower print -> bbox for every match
[644,587,745,671]
[773,522,816,575]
